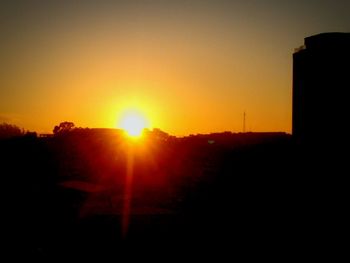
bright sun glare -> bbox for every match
[119,110,149,138]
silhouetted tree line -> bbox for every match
[2,123,303,258]
[0,122,38,140]
[53,121,75,134]
[0,122,25,139]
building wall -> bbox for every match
[292,33,350,145]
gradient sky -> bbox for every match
[1,0,349,135]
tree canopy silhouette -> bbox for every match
[53,122,75,135]
[0,123,24,139]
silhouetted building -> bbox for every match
[293,32,350,144]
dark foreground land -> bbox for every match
[1,129,330,259]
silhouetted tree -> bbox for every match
[152,128,170,140]
[0,123,24,139]
[53,122,75,135]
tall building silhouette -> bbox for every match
[293,32,350,144]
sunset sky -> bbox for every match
[1,0,349,135]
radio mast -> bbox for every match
[243,111,246,133]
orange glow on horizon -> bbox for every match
[4,1,338,135]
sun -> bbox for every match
[118,110,149,138]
